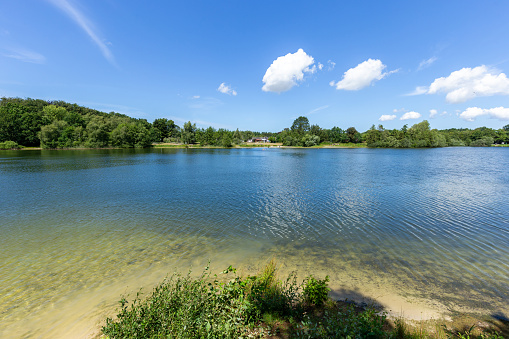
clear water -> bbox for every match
[1,147,508,337]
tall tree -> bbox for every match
[291,116,310,135]
[181,121,196,144]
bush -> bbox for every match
[470,137,494,147]
[0,140,21,149]
[303,275,330,306]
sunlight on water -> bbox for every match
[1,148,508,337]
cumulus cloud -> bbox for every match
[262,49,315,93]
[330,59,396,91]
[400,111,422,120]
[327,60,336,71]
[418,56,437,71]
[459,107,509,121]
[379,114,397,121]
[429,109,438,118]
[217,83,237,96]
[426,65,509,103]
[47,0,115,65]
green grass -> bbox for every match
[101,261,505,339]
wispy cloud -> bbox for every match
[417,56,437,71]
[405,86,428,96]
[307,105,329,115]
[47,0,115,65]
[188,97,223,109]
[1,47,46,64]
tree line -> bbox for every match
[1,97,508,149]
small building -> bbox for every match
[247,137,270,143]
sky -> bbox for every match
[1,0,509,132]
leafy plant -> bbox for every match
[302,275,330,307]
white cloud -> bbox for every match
[429,109,438,118]
[308,105,329,115]
[330,59,395,91]
[405,86,428,96]
[418,56,437,71]
[459,106,509,121]
[318,63,324,70]
[379,114,397,121]
[217,83,237,96]
[192,95,200,99]
[1,47,45,64]
[47,0,115,65]
[262,49,315,93]
[427,65,509,103]
[400,111,422,120]
[327,60,336,71]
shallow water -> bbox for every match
[1,147,508,337]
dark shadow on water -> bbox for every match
[488,312,509,337]
[329,287,385,311]
[328,287,509,338]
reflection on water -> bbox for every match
[1,147,508,337]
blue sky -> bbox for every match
[1,0,509,132]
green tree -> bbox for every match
[291,116,310,135]
[153,118,177,142]
[111,122,152,148]
[40,120,70,148]
[43,105,68,123]
[181,121,196,144]
[232,128,242,144]
[0,103,24,143]
[346,127,361,143]
[302,133,320,147]
[222,133,233,147]
[85,116,110,147]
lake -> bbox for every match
[1,147,508,337]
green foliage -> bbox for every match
[153,118,178,142]
[470,136,494,147]
[294,307,388,339]
[0,140,22,149]
[301,133,320,147]
[221,133,233,147]
[303,275,330,306]
[101,262,503,339]
[181,121,197,144]
[291,116,310,135]
[0,97,156,148]
[101,262,301,338]
[445,325,504,339]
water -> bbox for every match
[1,147,508,337]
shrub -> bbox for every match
[0,140,21,149]
[302,275,330,307]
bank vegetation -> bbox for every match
[1,97,508,150]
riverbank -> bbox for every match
[98,262,507,338]
[152,142,367,148]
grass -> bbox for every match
[101,261,505,338]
